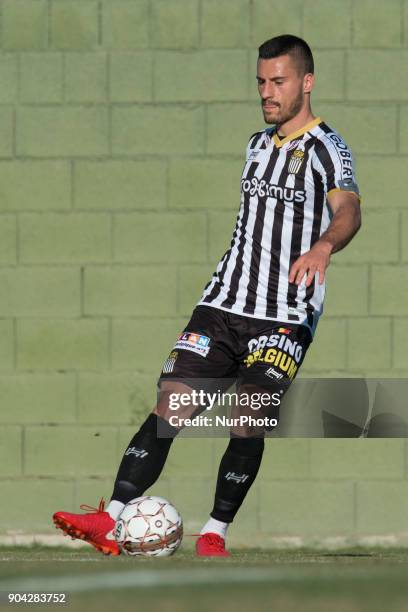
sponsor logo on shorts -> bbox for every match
[173,332,211,357]
[244,329,304,380]
[265,367,284,381]
[162,350,178,374]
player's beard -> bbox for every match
[262,88,304,126]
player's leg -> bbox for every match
[107,380,197,519]
[197,323,311,557]
[196,429,264,557]
[53,306,236,555]
[52,381,196,556]
[107,306,236,520]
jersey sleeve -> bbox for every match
[313,132,360,199]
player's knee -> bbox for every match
[155,381,201,426]
[228,435,264,457]
[140,412,180,440]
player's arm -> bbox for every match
[318,190,361,253]
[289,191,361,287]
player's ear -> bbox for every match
[303,72,314,94]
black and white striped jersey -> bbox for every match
[197,117,359,336]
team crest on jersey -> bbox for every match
[288,149,305,174]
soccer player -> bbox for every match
[53,35,361,557]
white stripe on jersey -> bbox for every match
[200,208,243,303]
[255,198,276,316]
[293,150,314,313]
[276,188,295,322]
[233,148,281,312]
[232,197,257,311]
[254,150,288,317]
[201,206,245,307]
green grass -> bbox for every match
[1,546,408,611]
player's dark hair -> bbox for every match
[258,34,314,75]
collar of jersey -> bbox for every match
[272,117,322,149]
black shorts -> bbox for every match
[159,305,312,392]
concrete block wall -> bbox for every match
[0,0,407,543]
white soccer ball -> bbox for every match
[114,495,183,557]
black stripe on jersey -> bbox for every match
[202,235,237,304]
[243,146,280,315]
[286,138,316,314]
[304,164,325,321]
[202,248,229,293]
[248,132,263,149]
[219,161,259,309]
[319,122,333,135]
[265,141,299,318]
[204,161,259,305]
[314,137,336,191]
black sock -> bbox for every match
[111,413,179,504]
[210,436,264,523]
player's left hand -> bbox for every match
[289,241,332,287]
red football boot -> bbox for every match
[53,499,120,556]
[195,532,230,557]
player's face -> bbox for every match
[257,55,312,126]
